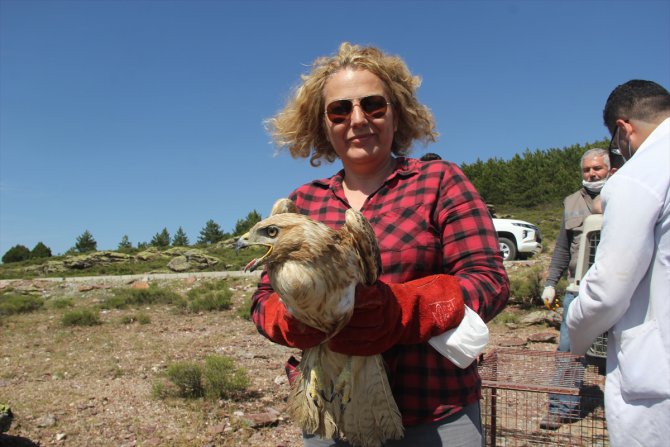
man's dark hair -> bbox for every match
[420,152,442,161]
[603,80,670,134]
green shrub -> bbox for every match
[166,362,204,398]
[491,311,521,325]
[203,355,250,399]
[237,296,252,320]
[103,286,184,309]
[120,313,151,325]
[158,356,249,401]
[137,312,151,324]
[186,280,232,313]
[49,298,74,309]
[62,308,101,326]
[509,265,545,308]
[0,294,44,315]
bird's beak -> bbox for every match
[243,245,273,272]
[235,231,273,272]
[235,232,250,254]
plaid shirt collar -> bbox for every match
[310,156,419,196]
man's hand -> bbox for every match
[542,286,557,310]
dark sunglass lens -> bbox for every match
[326,100,353,123]
[361,95,388,117]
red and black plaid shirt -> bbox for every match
[251,157,509,426]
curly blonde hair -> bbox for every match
[266,42,438,166]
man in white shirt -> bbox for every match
[566,80,670,446]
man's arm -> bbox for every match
[566,174,659,354]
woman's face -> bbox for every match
[322,68,397,167]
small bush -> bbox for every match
[49,298,74,309]
[203,355,250,399]
[62,308,101,326]
[509,265,544,308]
[158,356,249,401]
[137,312,151,324]
[186,280,232,313]
[491,311,521,325]
[120,313,151,325]
[103,286,184,309]
[166,362,204,398]
[237,296,252,320]
[0,294,44,315]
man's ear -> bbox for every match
[616,118,634,138]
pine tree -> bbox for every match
[198,219,224,245]
[30,242,52,259]
[151,228,171,248]
[233,210,262,236]
[2,244,31,263]
[172,226,190,247]
[75,230,97,253]
[118,235,133,252]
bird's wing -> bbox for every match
[342,209,381,285]
[270,198,299,215]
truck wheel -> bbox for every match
[498,237,517,261]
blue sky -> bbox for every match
[1,0,669,257]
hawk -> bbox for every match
[236,198,403,447]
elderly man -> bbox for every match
[567,80,670,446]
[539,147,614,429]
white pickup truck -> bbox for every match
[492,217,543,261]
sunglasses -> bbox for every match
[325,95,391,124]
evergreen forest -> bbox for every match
[460,139,609,208]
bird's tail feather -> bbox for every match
[286,348,403,447]
[287,346,342,439]
[341,355,404,447]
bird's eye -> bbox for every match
[266,226,279,238]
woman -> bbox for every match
[251,42,509,446]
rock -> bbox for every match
[518,310,562,329]
[35,413,56,428]
[135,249,163,261]
[131,281,150,290]
[63,251,131,270]
[167,256,191,272]
[166,249,218,272]
[56,433,67,441]
[527,332,557,343]
[243,408,281,428]
[499,337,527,347]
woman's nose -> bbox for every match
[349,103,368,126]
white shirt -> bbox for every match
[567,117,670,446]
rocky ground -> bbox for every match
[0,266,561,447]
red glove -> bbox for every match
[256,292,327,350]
[328,274,465,356]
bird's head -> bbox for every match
[236,212,325,272]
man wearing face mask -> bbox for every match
[567,80,670,446]
[539,147,614,430]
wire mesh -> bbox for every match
[478,348,608,446]
[583,228,608,361]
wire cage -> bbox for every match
[478,348,608,447]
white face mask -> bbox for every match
[582,178,607,193]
